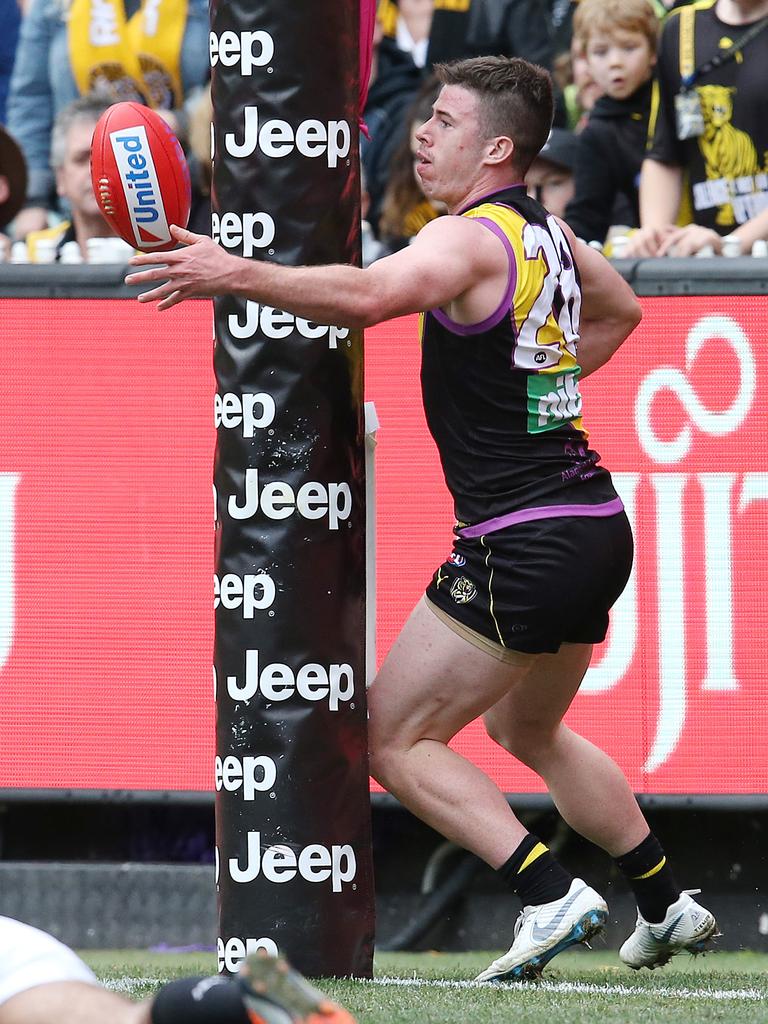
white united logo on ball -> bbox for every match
[109,125,171,247]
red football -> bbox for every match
[90,102,191,252]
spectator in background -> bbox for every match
[377,80,444,256]
[0,0,21,125]
[0,122,25,259]
[24,95,121,262]
[378,0,434,69]
[427,0,554,68]
[185,84,212,237]
[628,0,768,257]
[363,4,428,232]
[361,165,385,266]
[6,0,209,241]
[550,0,576,56]
[526,126,578,218]
[560,33,604,131]
[565,0,659,246]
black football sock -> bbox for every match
[614,832,681,923]
[150,975,249,1024]
[497,833,573,906]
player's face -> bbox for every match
[413,86,487,208]
[56,119,102,219]
[586,29,655,101]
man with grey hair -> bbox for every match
[24,94,118,262]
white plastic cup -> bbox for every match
[695,244,714,258]
[88,236,134,263]
[611,235,630,258]
[10,241,29,264]
[105,235,134,260]
[86,237,108,263]
[721,235,742,257]
[751,239,768,258]
[60,241,83,264]
[34,238,57,264]
[104,237,135,263]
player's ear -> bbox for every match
[485,135,514,166]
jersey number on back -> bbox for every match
[514,216,581,372]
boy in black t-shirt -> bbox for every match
[565,0,660,245]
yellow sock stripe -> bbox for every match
[518,842,549,874]
[632,856,666,881]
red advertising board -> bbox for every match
[0,296,765,794]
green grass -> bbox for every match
[84,949,768,1023]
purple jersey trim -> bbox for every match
[458,496,625,539]
[458,183,526,214]
[429,218,517,336]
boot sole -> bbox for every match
[483,908,608,983]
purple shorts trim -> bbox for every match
[457,496,625,539]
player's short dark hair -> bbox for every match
[433,56,554,176]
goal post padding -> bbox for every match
[210,0,375,978]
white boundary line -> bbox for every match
[105,973,766,1003]
[104,977,160,992]
[371,975,766,1002]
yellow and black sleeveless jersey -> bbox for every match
[420,185,619,528]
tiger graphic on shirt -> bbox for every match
[696,84,768,226]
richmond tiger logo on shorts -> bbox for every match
[450,577,477,604]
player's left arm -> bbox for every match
[125,216,499,322]
[558,218,642,377]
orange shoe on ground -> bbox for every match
[237,951,357,1024]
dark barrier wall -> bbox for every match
[209,1,375,976]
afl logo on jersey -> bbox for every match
[534,351,547,364]
[448,552,466,567]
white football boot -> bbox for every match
[476,878,608,982]
[619,889,718,970]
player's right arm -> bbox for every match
[128,215,507,321]
[559,222,642,378]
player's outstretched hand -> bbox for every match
[125,224,238,310]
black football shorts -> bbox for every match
[425,511,633,655]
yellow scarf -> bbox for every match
[68,0,187,109]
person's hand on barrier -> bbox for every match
[623,225,677,258]
[126,225,240,310]
[12,206,49,240]
[656,224,723,258]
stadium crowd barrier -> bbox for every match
[0,260,766,807]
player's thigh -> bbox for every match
[368,597,539,749]
[483,641,593,750]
